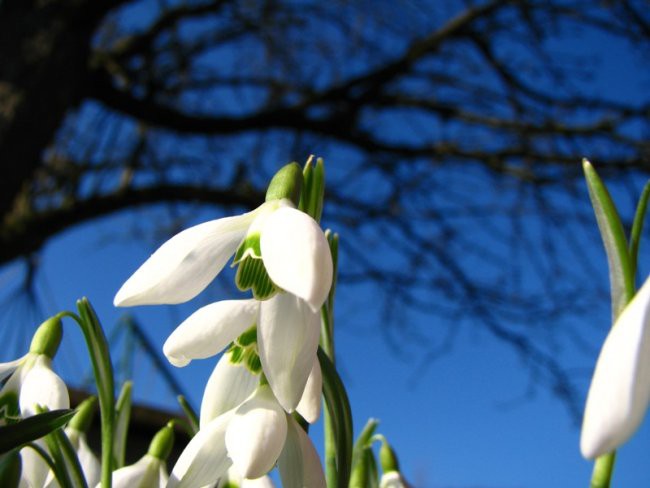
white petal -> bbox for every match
[278,416,325,488]
[163,300,259,367]
[20,440,50,488]
[258,294,321,411]
[225,385,287,479]
[76,432,101,487]
[200,352,259,428]
[0,355,27,383]
[168,411,234,488]
[19,356,69,417]
[296,358,322,424]
[581,275,650,458]
[114,210,259,307]
[261,207,332,312]
[380,471,409,488]
[242,476,276,488]
[109,455,166,488]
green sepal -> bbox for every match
[0,450,21,488]
[148,422,175,461]
[629,180,650,279]
[0,409,76,454]
[235,255,278,300]
[29,317,63,359]
[583,159,635,320]
[113,382,132,468]
[265,162,303,205]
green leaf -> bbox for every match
[349,419,380,488]
[318,347,353,488]
[629,180,650,279]
[0,409,75,454]
[583,159,635,320]
[114,381,132,468]
[177,395,199,437]
[0,450,21,488]
[40,411,88,488]
[76,298,115,488]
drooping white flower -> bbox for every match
[277,415,326,488]
[379,471,411,488]
[225,384,288,479]
[171,384,325,488]
[163,294,321,413]
[114,200,332,312]
[581,274,650,459]
[216,467,275,488]
[103,454,168,488]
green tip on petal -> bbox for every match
[69,396,97,433]
[148,421,175,460]
[265,162,303,205]
[29,317,63,358]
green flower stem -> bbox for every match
[75,298,115,488]
[591,452,616,488]
[177,395,199,436]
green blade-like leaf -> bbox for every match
[113,381,133,469]
[318,347,353,488]
[583,159,635,319]
[629,180,650,279]
[0,450,21,488]
[0,409,75,454]
[77,297,115,488]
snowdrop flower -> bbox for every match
[378,439,410,488]
[114,164,332,313]
[45,397,101,488]
[379,471,411,488]
[0,317,69,423]
[216,467,275,488]
[581,274,650,459]
[163,293,322,413]
[170,383,325,488]
[102,422,174,488]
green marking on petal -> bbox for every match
[229,344,244,364]
[235,255,279,300]
[0,392,20,425]
[236,325,257,347]
[245,352,262,375]
[233,233,262,263]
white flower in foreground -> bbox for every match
[277,415,326,488]
[216,467,275,488]
[170,384,325,487]
[104,454,168,488]
[581,274,650,459]
[114,199,332,312]
[103,422,174,488]
[163,294,321,413]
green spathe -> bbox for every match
[265,162,303,205]
[29,317,63,358]
[379,439,399,473]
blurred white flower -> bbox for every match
[581,274,650,458]
[380,471,411,488]
[102,454,168,488]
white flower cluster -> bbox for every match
[115,193,333,487]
